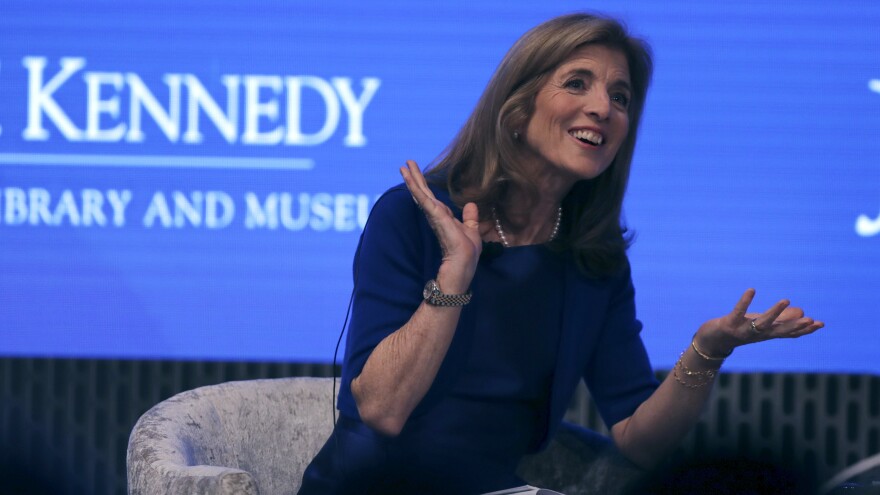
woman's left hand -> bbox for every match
[694,288,825,357]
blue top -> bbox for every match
[300,184,659,494]
[400,243,566,474]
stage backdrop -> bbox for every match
[1,1,878,372]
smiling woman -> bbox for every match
[424,13,653,277]
[297,12,824,495]
[523,44,631,191]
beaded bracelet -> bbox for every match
[673,353,718,389]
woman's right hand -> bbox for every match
[400,160,481,293]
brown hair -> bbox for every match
[427,12,653,277]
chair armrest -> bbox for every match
[128,461,258,494]
[126,391,259,494]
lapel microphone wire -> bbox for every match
[332,216,367,452]
[332,275,356,427]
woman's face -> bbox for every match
[523,44,631,188]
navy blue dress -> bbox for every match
[299,185,658,494]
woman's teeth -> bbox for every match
[569,129,603,146]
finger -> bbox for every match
[399,165,421,203]
[778,316,814,334]
[400,163,426,201]
[806,321,825,334]
[783,319,824,338]
[462,202,480,230]
[400,162,427,200]
[404,160,435,204]
[731,288,756,318]
[776,306,805,321]
[400,165,443,222]
[745,306,804,328]
[755,299,790,330]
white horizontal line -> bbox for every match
[0,153,315,170]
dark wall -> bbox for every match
[0,358,336,495]
[2,358,879,494]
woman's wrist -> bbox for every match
[691,338,730,362]
[693,330,735,360]
[435,264,473,295]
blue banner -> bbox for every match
[1,1,878,372]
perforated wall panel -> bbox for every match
[2,358,878,494]
[564,372,880,487]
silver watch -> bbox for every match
[422,279,471,306]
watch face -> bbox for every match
[423,280,436,300]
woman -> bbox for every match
[299,12,823,494]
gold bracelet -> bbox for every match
[691,337,731,361]
[673,353,717,389]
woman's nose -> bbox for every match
[582,91,611,121]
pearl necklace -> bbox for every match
[492,206,562,248]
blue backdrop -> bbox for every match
[1,1,878,372]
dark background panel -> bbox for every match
[2,358,879,494]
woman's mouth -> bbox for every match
[569,129,603,146]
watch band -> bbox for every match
[423,279,471,306]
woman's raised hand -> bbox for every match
[694,288,825,357]
[400,160,482,293]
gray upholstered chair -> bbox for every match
[127,377,642,494]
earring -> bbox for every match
[513,131,520,140]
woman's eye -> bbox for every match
[612,93,630,108]
[564,79,585,90]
